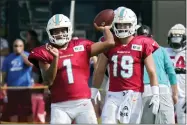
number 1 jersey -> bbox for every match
[104,36,158,92]
[28,38,93,103]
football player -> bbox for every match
[138,25,177,124]
[92,7,159,124]
[165,24,186,124]
[28,14,115,124]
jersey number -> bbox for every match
[170,56,185,68]
[63,59,74,84]
[111,55,134,78]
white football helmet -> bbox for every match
[168,24,186,52]
[112,7,137,38]
[46,14,73,46]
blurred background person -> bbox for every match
[1,39,33,122]
[165,24,186,124]
[136,25,152,37]
[0,37,9,121]
[139,25,178,124]
[0,37,9,84]
[0,37,9,70]
[24,29,42,84]
[25,30,41,52]
[24,29,46,123]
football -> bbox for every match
[94,9,114,27]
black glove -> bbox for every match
[175,68,186,74]
[182,102,186,114]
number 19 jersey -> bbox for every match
[104,36,158,92]
[28,38,93,103]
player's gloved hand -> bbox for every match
[182,102,186,113]
[149,86,160,115]
[91,88,101,104]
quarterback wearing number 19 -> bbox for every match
[92,7,159,124]
[28,14,115,124]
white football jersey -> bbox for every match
[165,47,186,98]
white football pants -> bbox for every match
[176,97,186,124]
[50,99,97,124]
[101,90,142,124]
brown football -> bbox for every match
[94,9,114,27]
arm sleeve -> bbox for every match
[162,48,177,85]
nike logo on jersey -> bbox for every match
[73,45,85,52]
[131,44,142,51]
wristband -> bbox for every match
[91,88,99,93]
[151,86,159,95]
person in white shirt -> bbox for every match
[165,24,186,124]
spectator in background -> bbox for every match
[25,30,41,52]
[138,25,178,124]
[0,37,9,121]
[166,24,186,124]
[137,25,153,37]
[24,29,46,123]
[0,37,9,70]
[0,37,9,83]
[25,30,42,83]
[1,39,33,122]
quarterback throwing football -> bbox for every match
[28,14,115,124]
